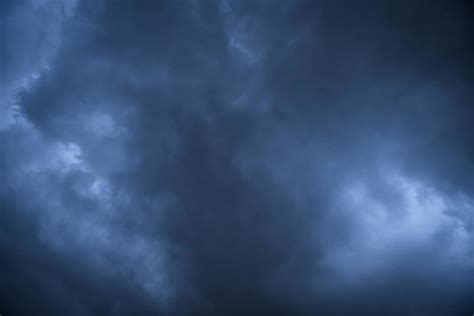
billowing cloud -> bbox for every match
[1,0,473,315]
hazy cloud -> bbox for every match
[1,0,473,315]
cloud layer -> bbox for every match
[1,0,474,315]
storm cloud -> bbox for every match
[1,0,474,315]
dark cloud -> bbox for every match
[1,0,474,315]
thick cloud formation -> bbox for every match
[1,0,473,315]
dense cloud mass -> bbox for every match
[1,0,473,315]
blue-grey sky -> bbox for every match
[1,1,473,315]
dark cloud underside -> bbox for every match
[1,1,474,315]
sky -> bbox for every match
[1,0,473,315]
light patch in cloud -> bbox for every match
[53,142,83,170]
[89,177,112,200]
[84,112,121,138]
[29,0,79,18]
[223,10,264,67]
[323,170,474,280]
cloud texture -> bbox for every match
[1,0,474,315]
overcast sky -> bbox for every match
[1,0,474,315]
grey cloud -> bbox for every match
[1,0,474,315]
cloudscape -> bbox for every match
[1,0,473,315]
